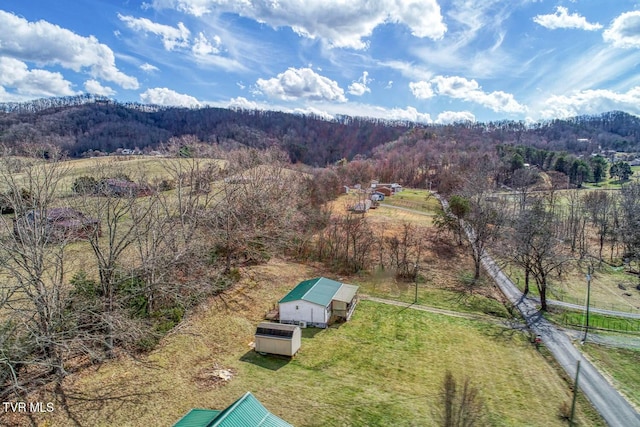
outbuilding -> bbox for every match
[173,391,292,427]
[278,277,359,328]
[254,322,301,357]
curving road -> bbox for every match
[430,193,640,427]
[482,255,640,427]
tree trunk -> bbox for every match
[524,268,530,295]
[539,282,548,312]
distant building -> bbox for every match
[173,392,292,427]
[371,192,385,201]
[13,208,100,242]
[351,199,372,213]
[371,181,402,194]
[101,179,152,197]
[279,277,359,328]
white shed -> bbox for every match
[278,277,359,328]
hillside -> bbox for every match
[2,96,640,166]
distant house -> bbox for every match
[371,181,402,194]
[13,208,100,241]
[254,322,301,357]
[376,187,393,197]
[101,178,152,197]
[371,191,385,201]
[173,391,292,427]
[279,277,359,328]
[350,199,372,213]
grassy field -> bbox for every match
[504,258,640,315]
[580,343,640,409]
[379,188,440,213]
[24,260,603,427]
[545,308,640,333]
[581,165,640,190]
[2,155,225,197]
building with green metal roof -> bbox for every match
[173,392,292,427]
[278,277,359,328]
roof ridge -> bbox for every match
[210,391,252,426]
[298,277,322,301]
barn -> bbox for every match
[254,322,301,357]
[278,277,359,328]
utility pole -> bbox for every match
[413,263,418,304]
[581,266,592,344]
[569,360,581,426]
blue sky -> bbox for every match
[2,1,640,124]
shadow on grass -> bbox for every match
[51,377,165,427]
[301,327,324,338]
[239,350,292,371]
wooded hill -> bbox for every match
[2,95,640,164]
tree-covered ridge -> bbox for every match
[3,96,640,166]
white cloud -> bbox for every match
[118,14,190,51]
[0,56,78,98]
[140,63,159,72]
[435,111,476,124]
[409,81,434,99]
[538,86,640,119]
[84,79,116,96]
[348,71,371,96]
[150,0,446,49]
[603,11,640,48]
[428,75,526,113]
[140,87,201,106]
[386,81,393,89]
[0,11,138,89]
[385,106,432,123]
[192,32,222,56]
[291,106,335,120]
[227,96,260,110]
[256,68,347,102]
[380,60,433,81]
[533,7,602,31]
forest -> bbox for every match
[3,95,640,166]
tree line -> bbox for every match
[4,97,640,169]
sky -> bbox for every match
[2,1,640,124]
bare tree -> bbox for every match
[618,181,640,264]
[71,164,156,358]
[511,167,539,213]
[386,223,425,280]
[0,153,75,397]
[510,200,567,311]
[464,198,505,283]
[582,190,615,261]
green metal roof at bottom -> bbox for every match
[173,392,292,427]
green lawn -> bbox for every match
[37,298,603,426]
[544,308,640,334]
[580,343,640,409]
[381,189,440,213]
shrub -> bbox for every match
[72,176,98,194]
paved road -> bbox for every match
[380,202,640,319]
[482,255,640,426]
[431,193,640,426]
